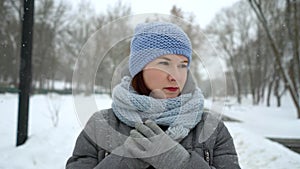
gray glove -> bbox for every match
[111,132,150,169]
[129,120,190,169]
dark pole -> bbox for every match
[17,0,34,146]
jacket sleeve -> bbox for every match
[180,121,241,169]
[66,112,149,169]
[210,121,241,169]
[66,130,105,169]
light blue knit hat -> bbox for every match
[129,22,192,77]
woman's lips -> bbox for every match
[164,87,179,92]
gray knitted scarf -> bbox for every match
[112,76,204,141]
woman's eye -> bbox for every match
[179,64,188,68]
[158,61,169,65]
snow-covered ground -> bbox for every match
[0,93,300,169]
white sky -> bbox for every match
[83,0,239,28]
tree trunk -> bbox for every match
[267,74,274,107]
[260,77,267,104]
[235,71,242,104]
[274,76,281,107]
[247,54,256,105]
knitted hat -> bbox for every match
[129,22,192,77]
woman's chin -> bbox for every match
[149,89,180,99]
[149,89,167,99]
[164,92,180,98]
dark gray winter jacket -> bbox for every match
[66,108,241,169]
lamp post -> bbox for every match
[17,0,34,146]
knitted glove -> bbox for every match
[111,133,150,168]
[129,120,190,169]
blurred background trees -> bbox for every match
[206,0,299,117]
[1,0,299,117]
[0,0,203,93]
[1,0,22,88]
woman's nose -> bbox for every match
[167,68,180,82]
[167,74,176,82]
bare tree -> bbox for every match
[71,0,132,95]
[0,0,22,87]
[32,0,70,91]
[248,0,300,118]
[95,0,132,93]
[46,93,61,127]
[285,0,300,106]
[206,1,256,103]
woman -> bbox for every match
[66,22,241,169]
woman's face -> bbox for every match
[143,54,188,99]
